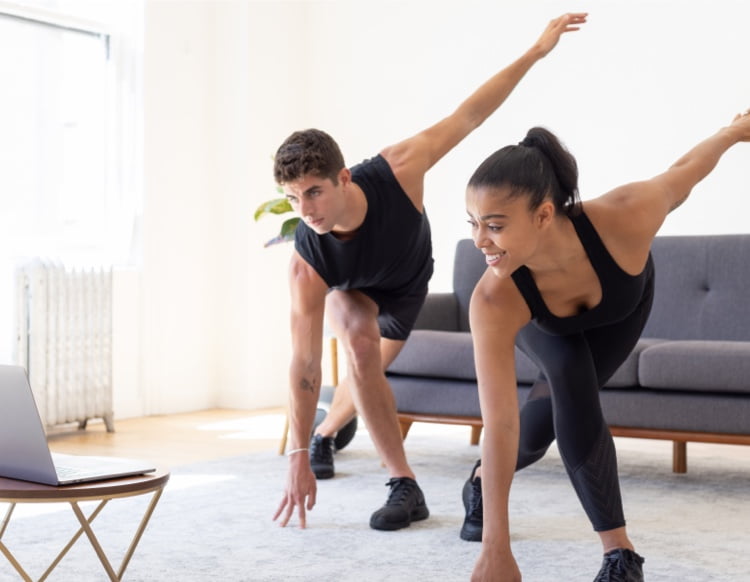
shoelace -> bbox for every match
[310,436,333,464]
[594,551,640,582]
[383,477,416,506]
[467,477,483,519]
[594,554,623,582]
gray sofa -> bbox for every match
[387,236,750,472]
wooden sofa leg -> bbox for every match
[470,425,482,445]
[673,441,687,473]
[399,418,413,440]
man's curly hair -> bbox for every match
[273,129,345,185]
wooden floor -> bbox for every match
[45,408,750,473]
[46,408,286,469]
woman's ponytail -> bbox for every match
[469,127,580,217]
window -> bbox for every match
[0,7,119,259]
[0,1,142,361]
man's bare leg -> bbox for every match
[323,290,427,529]
[313,377,356,438]
[324,292,410,472]
[314,337,404,439]
[308,337,405,479]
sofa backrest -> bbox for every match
[644,234,750,341]
[450,234,750,341]
[453,239,486,332]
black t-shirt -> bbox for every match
[294,154,433,300]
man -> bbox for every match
[273,12,587,532]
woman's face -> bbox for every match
[465,185,551,278]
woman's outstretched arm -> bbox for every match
[586,109,750,273]
[469,273,530,582]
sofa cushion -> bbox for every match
[638,340,750,394]
[389,330,475,380]
[389,329,541,383]
[603,338,669,389]
[515,338,668,389]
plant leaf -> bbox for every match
[280,216,300,237]
[254,197,292,221]
[264,217,300,247]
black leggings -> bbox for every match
[514,286,654,532]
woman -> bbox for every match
[464,111,750,581]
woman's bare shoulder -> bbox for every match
[470,270,531,334]
[581,198,654,276]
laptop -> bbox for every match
[0,365,155,486]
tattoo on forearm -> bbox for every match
[298,376,316,393]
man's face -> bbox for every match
[283,172,346,235]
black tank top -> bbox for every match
[294,154,433,297]
[511,210,654,335]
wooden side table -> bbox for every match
[0,469,170,581]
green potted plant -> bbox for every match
[253,188,299,247]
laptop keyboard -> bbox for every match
[54,464,94,480]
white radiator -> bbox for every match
[15,260,115,432]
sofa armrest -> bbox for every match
[413,292,459,331]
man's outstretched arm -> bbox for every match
[273,251,327,528]
[382,12,587,208]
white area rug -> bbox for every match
[2,422,749,581]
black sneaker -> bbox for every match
[309,434,335,479]
[460,459,483,541]
[593,548,645,582]
[369,477,429,531]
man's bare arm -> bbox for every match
[273,251,328,529]
[286,251,328,452]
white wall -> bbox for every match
[210,1,309,410]
[132,0,311,415]
[298,0,750,291]
[141,0,222,414]
[123,0,750,416]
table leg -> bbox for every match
[1,503,15,538]
[1,503,32,581]
[0,542,32,582]
[37,499,109,581]
[116,487,164,579]
[68,501,119,581]
[41,487,164,582]
[1,486,165,582]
